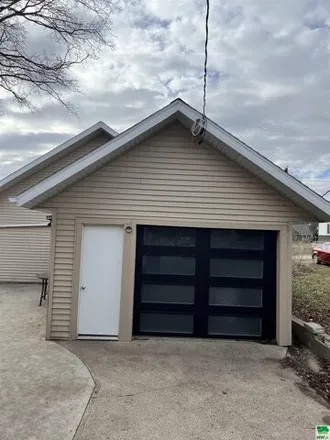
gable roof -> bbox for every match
[0,121,118,192]
[12,98,330,221]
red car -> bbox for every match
[312,242,330,264]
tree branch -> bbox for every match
[0,0,115,111]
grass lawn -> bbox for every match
[292,264,330,334]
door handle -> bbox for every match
[81,285,86,290]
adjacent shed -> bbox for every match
[0,122,116,282]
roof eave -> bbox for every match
[177,107,330,221]
[0,121,118,193]
[16,102,182,208]
[14,99,330,221]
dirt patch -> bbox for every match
[282,345,330,406]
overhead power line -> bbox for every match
[202,0,209,118]
[191,0,210,143]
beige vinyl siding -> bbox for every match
[40,122,315,339]
[48,215,74,338]
[0,133,111,225]
[0,226,50,282]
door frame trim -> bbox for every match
[129,220,290,346]
[46,210,57,340]
[70,217,291,345]
[71,218,133,340]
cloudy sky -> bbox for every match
[1,0,330,197]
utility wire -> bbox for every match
[191,0,210,141]
[202,0,209,118]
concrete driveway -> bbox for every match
[62,338,330,440]
[0,284,94,440]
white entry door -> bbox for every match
[78,225,124,337]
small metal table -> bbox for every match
[37,273,49,306]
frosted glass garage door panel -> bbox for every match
[140,313,194,334]
[143,256,195,275]
[141,284,195,304]
[209,287,263,307]
[208,316,262,337]
[210,259,263,278]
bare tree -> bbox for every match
[0,0,115,110]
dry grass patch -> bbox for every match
[292,264,330,334]
[292,259,314,276]
[292,242,313,257]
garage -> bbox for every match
[133,225,277,340]
[13,99,330,345]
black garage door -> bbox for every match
[133,226,276,340]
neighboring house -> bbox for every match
[292,224,313,242]
[11,99,330,346]
[0,122,117,282]
[318,222,330,241]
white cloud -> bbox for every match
[1,0,330,196]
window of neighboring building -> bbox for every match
[327,224,330,235]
